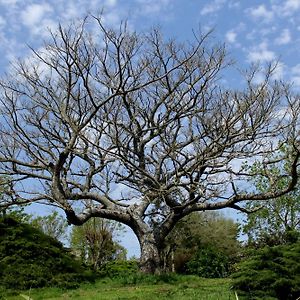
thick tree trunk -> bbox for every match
[139,232,162,274]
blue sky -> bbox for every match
[1,0,300,256]
[1,0,300,86]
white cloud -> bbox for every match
[271,62,285,80]
[1,36,24,63]
[200,0,226,15]
[271,0,300,16]
[248,4,274,22]
[284,0,300,11]
[63,3,81,20]
[12,46,52,80]
[291,64,300,75]
[0,0,19,4]
[287,64,300,87]
[252,71,265,85]
[228,1,240,9]
[291,76,300,87]
[21,3,53,29]
[225,30,237,43]
[105,0,117,7]
[102,11,121,27]
[248,42,276,62]
[275,29,291,45]
[0,16,6,27]
[135,0,171,14]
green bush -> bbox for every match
[186,246,230,278]
[98,259,139,278]
[98,259,182,285]
[0,216,96,290]
[232,242,300,299]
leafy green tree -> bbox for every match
[30,211,68,243]
[234,155,300,298]
[70,217,126,270]
[163,212,241,276]
[243,160,300,247]
[186,246,229,278]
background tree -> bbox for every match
[30,211,68,243]
[0,177,31,222]
[231,149,300,298]
[0,16,299,273]
[163,211,240,276]
[242,155,300,247]
[0,177,11,217]
[70,217,126,270]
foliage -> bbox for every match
[232,241,300,299]
[163,211,241,276]
[186,246,230,278]
[0,177,30,222]
[0,205,31,223]
[70,217,126,270]
[30,211,68,243]
[0,216,95,290]
[98,259,139,278]
[242,152,300,247]
[0,176,11,202]
[243,190,300,246]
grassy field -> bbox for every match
[2,276,237,300]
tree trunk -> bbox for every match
[139,232,162,274]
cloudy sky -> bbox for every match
[1,0,300,86]
[1,0,299,256]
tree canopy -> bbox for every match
[0,16,299,273]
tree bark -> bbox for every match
[139,232,162,274]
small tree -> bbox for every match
[0,16,299,273]
[243,155,300,247]
[70,217,125,270]
[30,211,68,243]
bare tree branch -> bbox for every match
[0,16,299,273]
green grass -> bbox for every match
[1,276,237,300]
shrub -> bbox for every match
[232,242,300,300]
[0,216,95,290]
[186,246,230,278]
[98,259,139,278]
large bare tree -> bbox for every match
[0,17,299,273]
